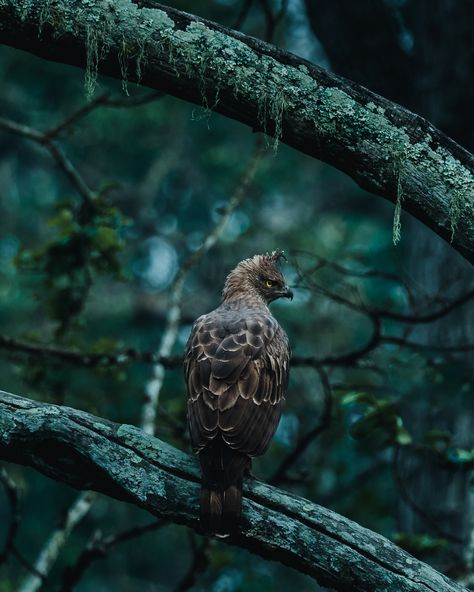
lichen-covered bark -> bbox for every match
[0,1,473,262]
[0,390,468,592]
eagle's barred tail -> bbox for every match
[199,439,249,536]
[221,483,242,535]
[200,483,242,537]
[200,486,225,536]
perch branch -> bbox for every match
[0,390,467,592]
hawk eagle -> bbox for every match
[184,252,292,535]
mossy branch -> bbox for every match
[0,1,473,261]
[0,390,468,592]
[0,0,474,262]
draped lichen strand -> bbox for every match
[85,25,99,99]
[393,182,403,245]
[392,144,408,245]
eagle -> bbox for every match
[184,252,292,536]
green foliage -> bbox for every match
[393,532,448,558]
[342,391,412,448]
[423,429,453,451]
[15,193,130,335]
[445,447,474,467]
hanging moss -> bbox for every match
[2,0,473,250]
[85,25,99,99]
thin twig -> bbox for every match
[0,116,94,207]
[294,254,473,325]
[174,533,209,592]
[393,446,463,545]
[11,546,45,580]
[291,315,382,367]
[45,91,165,139]
[382,337,474,353]
[257,0,288,42]
[373,288,474,324]
[2,317,471,373]
[291,249,405,283]
[233,0,253,30]
[0,467,20,565]
[0,334,182,368]
[18,491,98,592]
[270,367,332,484]
[59,519,166,592]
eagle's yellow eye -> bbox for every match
[265,280,273,288]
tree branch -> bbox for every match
[0,116,94,207]
[59,519,166,591]
[0,467,20,566]
[18,491,98,592]
[45,90,164,140]
[0,1,472,261]
[0,390,467,592]
[269,367,332,484]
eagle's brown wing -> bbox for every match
[185,309,289,457]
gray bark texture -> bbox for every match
[0,390,468,592]
[0,0,473,262]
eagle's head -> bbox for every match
[222,251,293,304]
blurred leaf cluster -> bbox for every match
[15,193,130,336]
[342,391,412,448]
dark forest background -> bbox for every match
[0,1,473,590]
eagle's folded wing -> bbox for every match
[185,313,289,456]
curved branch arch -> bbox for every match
[0,0,473,261]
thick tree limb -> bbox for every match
[0,1,473,261]
[0,390,467,592]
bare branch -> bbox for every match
[370,289,474,324]
[45,90,164,139]
[0,116,94,207]
[269,367,332,484]
[257,0,288,42]
[18,491,97,592]
[233,0,253,30]
[393,447,463,546]
[59,519,166,592]
[292,315,382,367]
[0,334,181,368]
[382,337,474,353]
[0,467,20,566]
[174,534,209,592]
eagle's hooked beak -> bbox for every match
[283,286,294,301]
